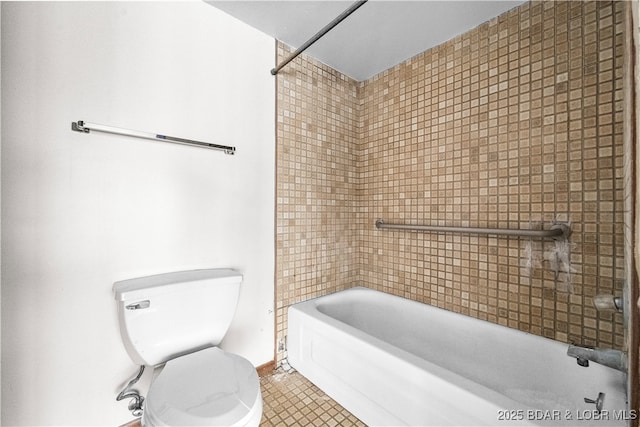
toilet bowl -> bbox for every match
[142,347,262,427]
[113,269,263,426]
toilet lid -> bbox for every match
[145,347,260,427]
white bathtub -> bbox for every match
[287,287,629,426]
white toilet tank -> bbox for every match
[113,269,243,366]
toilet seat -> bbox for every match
[142,347,262,427]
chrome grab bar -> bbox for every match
[375,219,570,240]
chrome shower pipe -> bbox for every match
[271,0,368,75]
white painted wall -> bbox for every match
[1,2,275,425]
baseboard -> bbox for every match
[119,418,141,427]
[257,359,276,377]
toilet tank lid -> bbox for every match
[113,269,242,302]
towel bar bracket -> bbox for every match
[71,121,90,133]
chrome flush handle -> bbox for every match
[126,300,150,310]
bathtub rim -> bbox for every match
[288,287,542,400]
[287,286,629,423]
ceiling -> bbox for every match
[207,0,526,81]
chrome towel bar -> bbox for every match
[375,219,570,240]
[71,120,236,155]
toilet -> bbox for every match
[113,269,263,427]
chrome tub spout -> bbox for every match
[567,345,627,373]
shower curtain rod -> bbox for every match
[271,0,368,75]
[71,120,236,154]
[375,219,571,239]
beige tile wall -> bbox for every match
[276,0,627,362]
[275,43,360,356]
[359,0,625,350]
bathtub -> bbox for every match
[287,287,629,426]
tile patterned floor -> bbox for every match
[260,369,366,426]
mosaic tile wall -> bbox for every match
[275,42,360,357]
[358,0,625,350]
[276,0,627,362]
